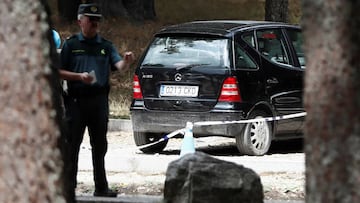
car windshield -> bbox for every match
[141,36,230,68]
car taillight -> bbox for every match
[218,77,242,102]
[133,75,143,99]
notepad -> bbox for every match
[89,70,97,84]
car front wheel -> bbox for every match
[236,110,272,156]
[133,132,168,153]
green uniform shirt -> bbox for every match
[60,33,122,93]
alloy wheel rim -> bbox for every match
[250,119,270,151]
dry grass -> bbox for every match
[51,0,301,118]
[109,91,131,119]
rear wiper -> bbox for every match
[175,63,209,71]
[142,63,164,67]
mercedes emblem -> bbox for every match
[174,73,182,81]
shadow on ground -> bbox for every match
[160,138,303,156]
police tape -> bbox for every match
[138,128,186,150]
[194,112,307,126]
[137,112,306,150]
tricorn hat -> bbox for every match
[77,3,102,18]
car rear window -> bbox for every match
[141,36,230,68]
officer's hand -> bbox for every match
[124,51,135,65]
[80,72,94,84]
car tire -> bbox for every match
[133,132,168,153]
[236,110,272,156]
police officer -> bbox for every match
[52,29,61,49]
[59,3,135,197]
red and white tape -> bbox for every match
[138,112,306,150]
[194,112,306,126]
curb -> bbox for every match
[76,195,162,203]
[108,119,132,132]
[76,195,304,203]
[265,201,304,203]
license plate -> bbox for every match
[160,85,199,97]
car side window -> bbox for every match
[242,32,256,48]
[286,28,306,68]
[256,29,289,65]
[234,42,257,70]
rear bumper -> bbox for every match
[130,109,245,137]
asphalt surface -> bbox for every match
[77,119,305,203]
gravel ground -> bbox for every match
[76,131,305,201]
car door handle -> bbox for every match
[267,77,279,84]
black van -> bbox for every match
[130,20,305,155]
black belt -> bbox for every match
[67,86,109,97]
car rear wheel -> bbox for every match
[133,132,168,153]
[236,110,272,156]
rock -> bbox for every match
[164,152,264,203]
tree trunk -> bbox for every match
[123,0,156,21]
[0,0,68,202]
[302,1,360,202]
[265,0,288,22]
[58,0,82,22]
[143,0,156,20]
[92,0,129,18]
